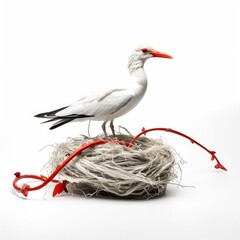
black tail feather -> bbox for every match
[41,118,59,124]
[34,106,68,118]
[49,118,75,130]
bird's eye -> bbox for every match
[141,48,148,53]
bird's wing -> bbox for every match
[55,89,134,118]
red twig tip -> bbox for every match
[52,181,68,197]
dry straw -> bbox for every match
[43,134,177,199]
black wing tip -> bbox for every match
[49,125,58,130]
[49,118,74,130]
[34,113,45,118]
[34,106,68,118]
[48,115,94,130]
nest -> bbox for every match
[43,134,177,199]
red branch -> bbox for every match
[129,128,227,171]
[13,139,129,197]
[13,128,227,197]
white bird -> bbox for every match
[35,45,172,137]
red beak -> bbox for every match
[151,51,173,59]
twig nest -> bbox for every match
[44,134,177,199]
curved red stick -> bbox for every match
[13,128,227,197]
[13,139,129,197]
[129,128,227,171]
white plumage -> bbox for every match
[35,45,172,137]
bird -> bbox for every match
[35,45,172,137]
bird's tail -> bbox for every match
[37,116,75,130]
[34,106,68,118]
[34,106,74,130]
[49,118,75,130]
[35,107,94,130]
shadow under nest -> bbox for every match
[43,134,178,200]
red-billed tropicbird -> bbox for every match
[35,45,172,137]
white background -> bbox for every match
[1,0,239,239]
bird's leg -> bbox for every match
[102,121,108,138]
[87,120,91,138]
[110,120,116,137]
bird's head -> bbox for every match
[134,44,173,61]
[128,45,173,73]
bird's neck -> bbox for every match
[128,54,145,75]
[130,68,147,86]
[128,55,147,86]
[128,67,148,99]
